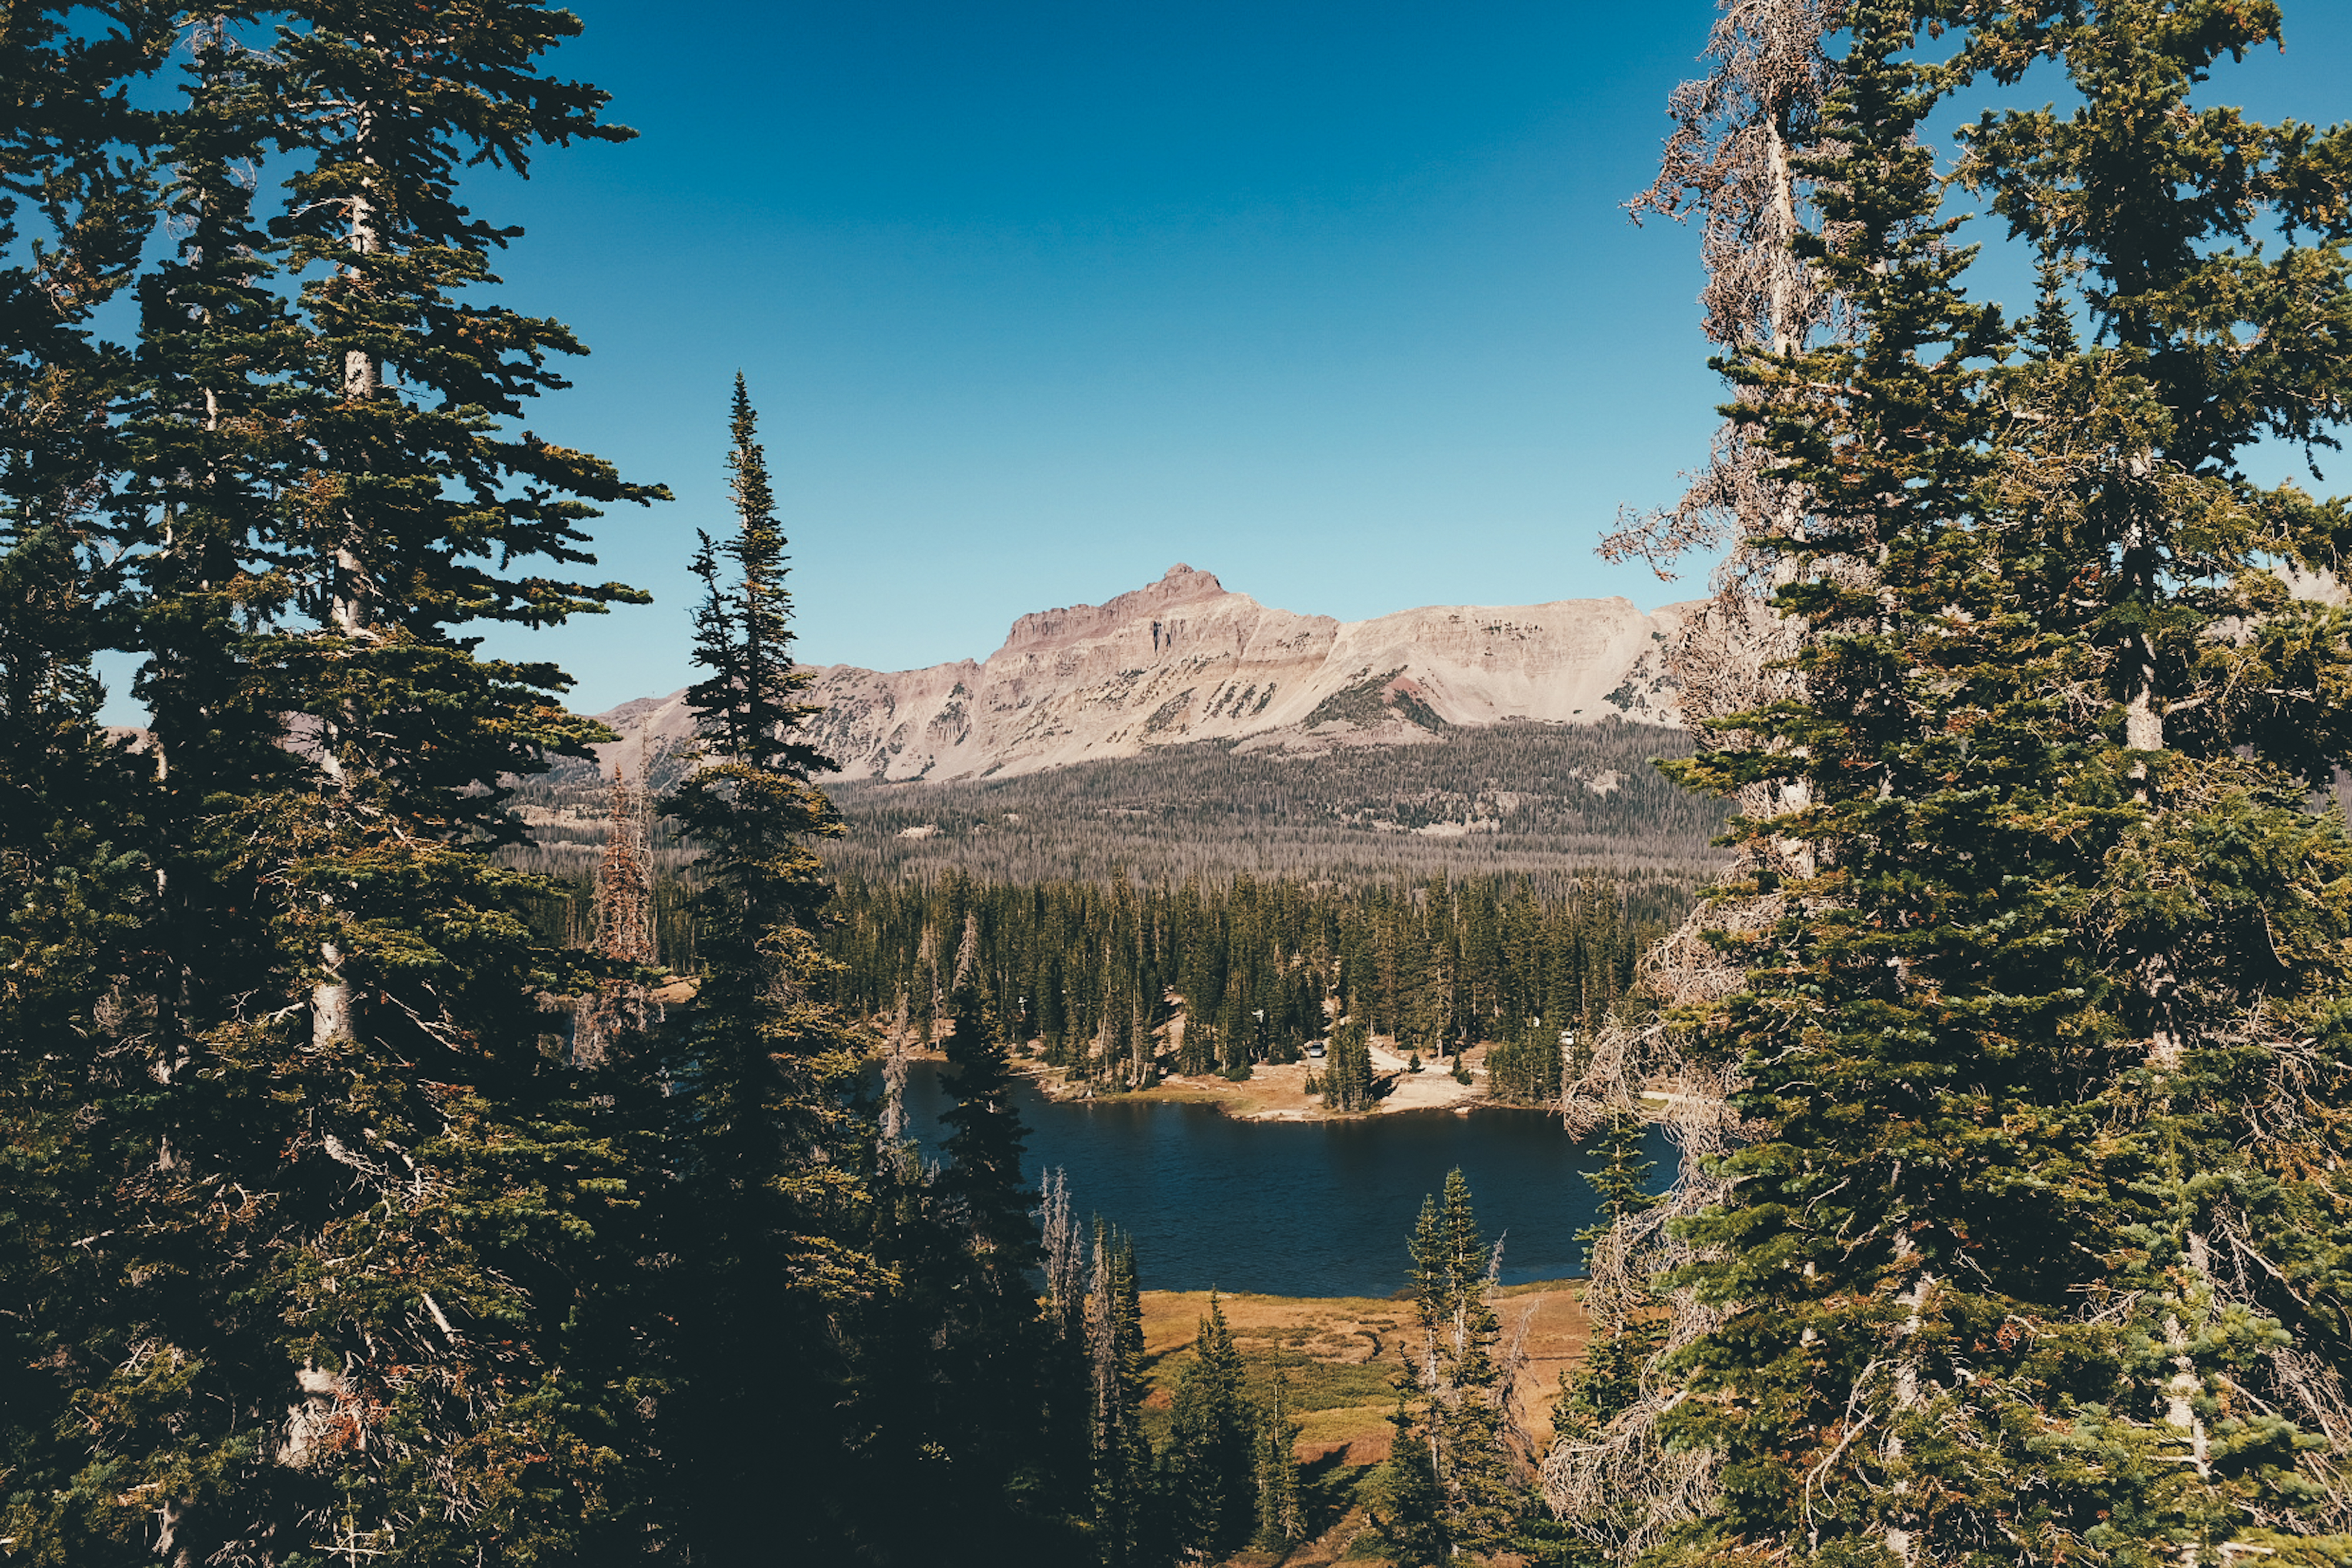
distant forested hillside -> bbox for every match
[508,718,1726,887]
[825,720,1723,881]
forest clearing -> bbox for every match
[1131,1284,1591,1565]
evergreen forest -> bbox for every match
[8,1,2352,1566]
[820,872,1673,1092]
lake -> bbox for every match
[897,1061,1675,1299]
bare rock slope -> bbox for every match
[595,566,1689,783]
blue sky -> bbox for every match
[456,0,2352,713]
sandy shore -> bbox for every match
[1025,1031,1508,1122]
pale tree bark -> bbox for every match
[1608,0,1847,874]
[1606,0,1845,589]
[1546,6,1846,1558]
[311,84,389,1045]
[1882,1234,1929,1564]
[915,923,940,1045]
[1037,1168,1086,1346]
[953,911,980,993]
[878,992,913,1149]
[332,96,379,638]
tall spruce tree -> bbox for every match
[939,919,1035,1289]
[661,374,880,1558]
[1378,1170,1518,1560]
[5,6,677,1562]
[0,11,176,1560]
[1252,1367,1307,1552]
[1088,1221,1154,1567]
[856,919,1081,1561]
[1322,1015,1375,1112]
[1612,1,2352,1562]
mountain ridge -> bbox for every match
[589,565,1694,783]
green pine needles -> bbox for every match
[14,1,2352,1563]
[1324,1017,1378,1112]
[1164,1293,1257,1558]
[1566,1,2352,1562]
[1377,1171,1522,1560]
[4,6,670,1563]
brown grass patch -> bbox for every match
[1140,1281,1591,1464]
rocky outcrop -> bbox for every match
[591,565,1692,783]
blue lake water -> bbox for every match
[897,1062,1675,1299]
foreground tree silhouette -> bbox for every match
[1583,2,2352,1562]
[659,375,881,1557]
[3,6,677,1561]
[844,914,1089,1562]
[1378,1171,1518,1560]
[1089,1220,1154,1566]
[0,13,179,1559]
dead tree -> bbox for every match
[1606,0,1846,800]
[1548,3,1846,1556]
[574,763,657,1065]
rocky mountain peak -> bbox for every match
[1000,563,1234,652]
[587,567,1694,784]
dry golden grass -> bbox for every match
[1121,1284,1593,1566]
[1140,1279,1589,1466]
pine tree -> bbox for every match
[0,44,172,1560]
[1374,1393,1449,1568]
[860,920,1083,1560]
[1088,1221,1154,1567]
[1488,1015,1565,1105]
[1252,1367,1307,1552]
[1163,1292,1256,1559]
[940,925,1037,1295]
[1178,1005,1217,1076]
[1558,1112,1662,1435]
[1379,1171,1519,1560]
[0,138,176,1562]
[6,6,681,1560]
[0,21,174,1552]
[1322,1016,1376,1112]
[659,374,880,1558]
[1612,1,2352,1562]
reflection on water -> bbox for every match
[895,1061,1675,1299]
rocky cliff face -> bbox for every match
[592,565,1690,782]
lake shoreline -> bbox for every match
[887,1015,1548,1121]
[1020,1054,1499,1122]
[890,1056,1666,1297]
[1014,1057,1684,1128]
[888,1028,1665,1125]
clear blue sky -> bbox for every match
[460,0,2352,713]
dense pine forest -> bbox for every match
[9,1,2352,1566]
[821,872,1676,1092]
